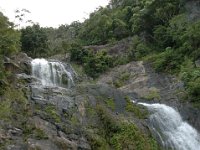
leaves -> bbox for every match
[20,24,48,57]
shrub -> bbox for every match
[125,96,148,119]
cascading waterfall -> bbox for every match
[137,102,200,150]
[31,58,74,87]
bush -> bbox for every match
[69,43,91,63]
[180,59,200,103]
[96,105,158,150]
[84,50,113,78]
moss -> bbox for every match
[0,100,11,121]
[70,115,79,125]
[44,105,61,123]
[113,72,131,88]
[113,80,123,88]
[86,106,97,117]
[125,96,148,119]
[105,97,115,110]
[34,128,48,140]
[143,88,160,100]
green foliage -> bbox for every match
[95,104,158,150]
[180,59,200,103]
[151,47,183,73]
[128,36,151,60]
[79,11,113,45]
[125,96,148,119]
[70,115,79,125]
[34,128,48,140]
[69,43,90,63]
[105,97,115,110]
[142,88,161,100]
[96,105,120,137]
[110,123,159,150]
[21,24,48,58]
[113,72,131,88]
[0,86,27,122]
[84,50,113,78]
[69,44,113,78]
[0,12,21,56]
[0,12,20,86]
[45,105,61,123]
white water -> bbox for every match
[137,102,200,150]
[31,58,74,87]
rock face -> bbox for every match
[98,61,200,132]
[1,53,200,149]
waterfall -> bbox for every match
[137,102,200,150]
[31,58,74,87]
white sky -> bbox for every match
[0,0,109,28]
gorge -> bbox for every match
[29,57,200,150]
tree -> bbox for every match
[0,11,21,87]
[0,12,20,56]
[21,24,48,57]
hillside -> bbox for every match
[0,0,200,150]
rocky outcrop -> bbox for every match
[6,52,32,74]
[4,52,200,149]
[98,61,200,132]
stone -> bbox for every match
[195,59,200,68]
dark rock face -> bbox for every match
[10,52,32,74]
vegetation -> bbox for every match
[44,105,61,123]
[105,97,115,110]
[14,0,200,104]
[142,88,161,101]
[69,44,113,77]
[0,12,21,90]
[94,105,158,150]
[125,96,148,119]
[113,72,131,88]
[21,24,48,58]
[0,0,200,148]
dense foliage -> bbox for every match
[68,0,200,103]
[0,12,21,91]
[92,105,159,150]
[69,44,113,77]
[21,24,48,58]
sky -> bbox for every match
[0,0,109,28]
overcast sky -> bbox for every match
[0,0,109,27]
